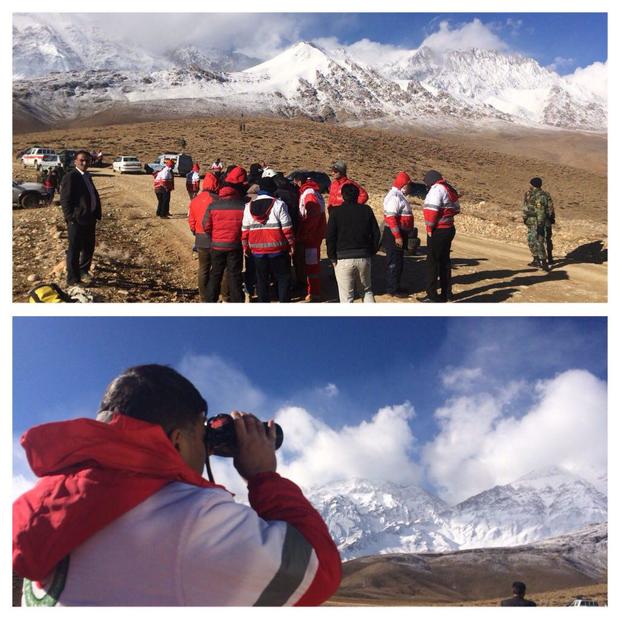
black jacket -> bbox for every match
[60,169,102,224]
[500,597,537,607]
[326,201,381,261]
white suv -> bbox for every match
[112,156,142,174]
[21,147,57,168]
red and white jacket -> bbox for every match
[203,187,246,251]
[13,415,341,606]
[186,171,200,193]
[327,176,368,207]
[153,166,174,192]
[298,180,327,246]
[383,187,413,241]
[423,180,461,234]
[242,194,295,256]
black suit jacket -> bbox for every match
[60,169,102,224]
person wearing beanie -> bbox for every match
[417,170,461,303]
[186,163,201,200]
[203,166,248,302]
[382,171,414,296]
[241,176,295,303]
[188,172,221,301]
[522,177,555,270]
[327,161,369,212]
[153,159,175,218]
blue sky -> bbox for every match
[29,12,607,75]
[13,317,607,503]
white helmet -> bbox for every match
[261,168,277,178]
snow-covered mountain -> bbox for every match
[12,17,607,132]
[308,467,607,560]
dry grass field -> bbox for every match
[13,116,607,302]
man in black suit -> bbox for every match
[500,581,537,606]
[60,150,102,286]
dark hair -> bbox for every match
[258,176,277,194]
[512,581,526,597]
[291,172,307,184]
[341,183,360,203]
[98,365,207,434]
[74,149,91,161]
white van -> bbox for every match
[21,147,57,169]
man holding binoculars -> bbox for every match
[13,364,341,606]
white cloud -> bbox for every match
[13,436,36,500]
[547,55,575,72]
[313,36,410,69]
[419,18,508,54]
[176,354,267,418]
[565,61,607,100]
[441,366,483,391]
[423,370,607,504]
[319,383,339,398]
[274,403,421,491]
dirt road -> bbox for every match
[63,170,607,303]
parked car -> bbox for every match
[286,170,331,194]
[144,153,193,176]
[112,156,142,174]
[567,598,599,607]
[21,147,56,168]
[57,149,78,170]
[12,181,51,209]
[38,154,63,174]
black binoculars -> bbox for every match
[205,413,284,457]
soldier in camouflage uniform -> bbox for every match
[522,177,554,271]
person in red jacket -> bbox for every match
[292,173,327,302]
[185,163,201,200]
[13,364,342,606]
[327,161,369,214]
[188,172,220,301]
[418,169,461,303]
[154,159,175,217]
[203,166,248,303]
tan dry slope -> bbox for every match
[12,117,607,302]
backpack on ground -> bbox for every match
[28,283,74,303]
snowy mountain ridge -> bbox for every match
[307,467,607,560]
[12,16,607,131]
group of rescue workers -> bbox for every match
[150,157,555,303]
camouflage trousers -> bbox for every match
[525,222,547,261]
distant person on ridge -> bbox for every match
[500,581,537,606]
[154,159,175,218]
[417,170,460,303]
[327,161,368,215]
[522,177,554,271]
[186,163,201,200]
[382,171,414,297]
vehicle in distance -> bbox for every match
[567,598,600,607]
[112,156,142,174]
[144,153,193,176]
[13,180,51,209]
[21,147,56,168]
[38,154,63,174]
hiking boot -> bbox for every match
[527,260,539,268]
[80,271,94,285]
[540,260,551,272]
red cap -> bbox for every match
[394,171,411,190]
[202,172,220,192]
[225,166,247,185]
[192,163,200,172]
[165,159,174,167]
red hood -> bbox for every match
[436,179,459,203]
[300,179,321,194]
[218,185,241,199]
[202,172,220,193]
[13,414,225,581]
